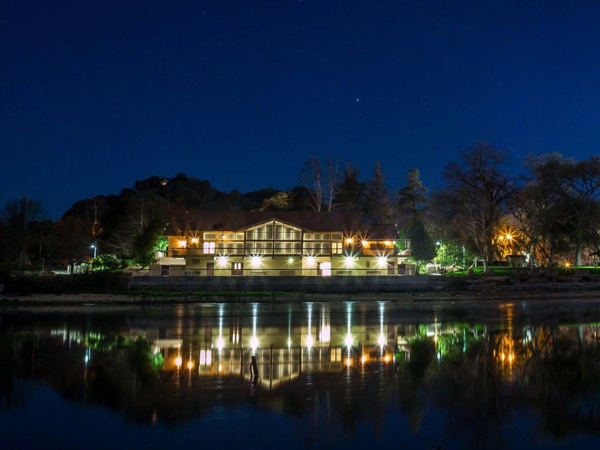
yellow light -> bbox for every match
[344,256,355,268]
[250,255,262,268]
[306,335,314,348]
[346,357,351,367]
[501,352,505,362]
[187,360,193,370]
[383,354,390,363]
[509,353,514,363]
[190,237,199,244]
[175,356,182,368]
[217,256,228,267]
[384,240,391,247]
[178,240,187,248]
[506,234,512,241]
[218,364,222,372]
[361,355,367,364]
[306,256,316,268]
[345,237,354,245]
[361,240,369,247]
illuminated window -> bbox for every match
[203,242,215,254]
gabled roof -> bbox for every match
[165,210,397,239]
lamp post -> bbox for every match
[91,242,97,258]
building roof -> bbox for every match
[165,210,397,239]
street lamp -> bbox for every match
[90,242,97,258]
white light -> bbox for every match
[377,256,387,267]
[344,256,355,268]
[378,334,386,347]
[345,333,353,348]
[287,338,292,349]
[216,336,224,351]
[250,336,259,350]
[175,356,182,367]
[288,257,294,264]
[306,335,314,348]
[250,256,262,269]
[306,256,316,268]
[217,256,228,267]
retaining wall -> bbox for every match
[128,275,448,293]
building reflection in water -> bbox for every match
[2,301,600,444]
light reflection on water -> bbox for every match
[1,299,600,449]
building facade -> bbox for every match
[151,210,412,277]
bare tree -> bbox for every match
[300,156,341,212]
[440,143,515,271]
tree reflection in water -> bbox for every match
[1,302,600,448]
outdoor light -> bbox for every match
[175,356,182,368]
[250,336,259,351]
[250,255,262,268]
[190,237,199,244]
[178,240,187,248]
[217,256,228,267]
[345,237,354,245]
[344,256,356,268]
[384,354,391,363]
[377,256,387,267]
[345,333,354,348]
[346,357,352,367]
[288,257,294,264]
[384,240,391,247]
[361,355,367,364]
[378,334,386,347]
[287,338,292,349]
[216,336,224,351]
[306,256,316,268]
[361,240,368,247]
[187,360,193,370]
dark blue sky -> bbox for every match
[2,0,599,218]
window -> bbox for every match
[203,242,215,254]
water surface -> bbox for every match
[2,299,600,449]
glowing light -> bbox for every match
[361,355,367,364]
[175,356,182,368]
[250,255,262,268]
[320,325,331,343]
[345,237,354,245]
[383,354,391,363]
[378,334,386,347]
[250,336,259,351]
[384,240,391,247]
[376,256,387,267]
[344,256,356,268]
[505,234,512,241]
[84,355,89,363]
[345,333,354,348]
[346,357,351,367]
[306,256,316,268]
[216,256,228,267]
[287,338,292,349]
[178,240,187,248]
[287,257,294,264]
[306,335,314,348]
[216,336,225,351]
[190,237,199,244]
[187,360,193,370]
[361,240,368,247]
[218,364,222,372]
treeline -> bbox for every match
[2,142,600,277]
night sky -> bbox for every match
[2,0,600,218]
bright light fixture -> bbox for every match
[378,334,386,347]
[175,356,182,368]
[216,336,225,350]
[306,256,316,268]
[344,256,355,268]
[250,336,259,351]
[306,335,314,348]
[217,256,228,267]
[345,333,353,348]
[250,256,262,268]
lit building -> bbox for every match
[150,210,412,277]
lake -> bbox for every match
[2,298,600,450]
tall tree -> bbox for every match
[365,161,392,223]
[1,198,46,270]
[438,142,515,271]
[299,156,341,212]
[336,164,366,211]
[397,169,429,230]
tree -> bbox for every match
[50,216,92,274]
[438,143,516,271]
[408,221,435,274]
[299,156,341,212]
[365,161,393,223]
[397,169,429,230]
[336,164,366,211]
